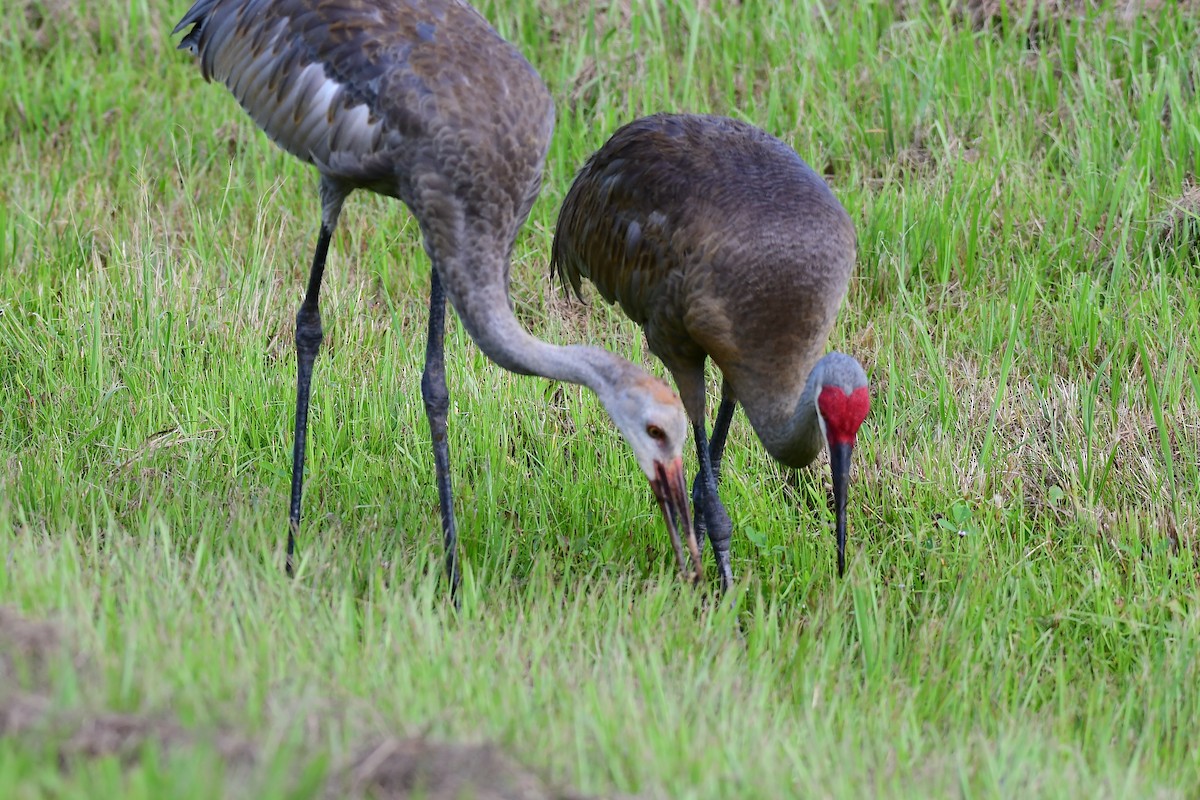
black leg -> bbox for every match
[708,392,737,482]
[420,267,461,601]
[287,224,334,576]
[691,391,736,550]
[693,420,733,592]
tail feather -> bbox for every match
[173,0,220,55]
[549,236,588,304]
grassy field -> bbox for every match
[3,0,1199,796]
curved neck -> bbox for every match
[435,247,631,407]
[736,364,826,469]
[469,294,624,394]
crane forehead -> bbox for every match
[636,376,681,407]
[818,385,869,435]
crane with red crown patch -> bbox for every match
[553,113,871,587]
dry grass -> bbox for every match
[1153,181,1200,259]
[887,0,1185,28]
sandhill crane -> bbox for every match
[552,113,870,588]
[172,0,702,594]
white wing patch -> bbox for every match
[207,18,384,178]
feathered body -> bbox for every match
[553,113,869,581]
[177,0,553,296]
[553,114,859,468]
[174,1,702,592]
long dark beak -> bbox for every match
[829,440,854,578]
[651,457,702,583]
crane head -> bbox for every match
[598,367,701,584]
[813,353,870,578]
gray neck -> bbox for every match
[745,365,826,470]
[438,260,630,408]
[741,351,866,469]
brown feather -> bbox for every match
[175,2,707,588]
[552,113,857,429]
[175,0,553,226]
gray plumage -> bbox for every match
[553,113,871,583]
[174,1,701,595]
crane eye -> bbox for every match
[646,424,666,442]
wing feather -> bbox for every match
[174,0,413,183]
[176,0,554,229]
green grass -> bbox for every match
[2,0,1199,797]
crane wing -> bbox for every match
[174,0,523,188]
[551,116,705,327]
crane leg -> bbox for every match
[709,383,737,473]
[692,420,734,592]
[421,267,461,601]
[691,391,736,552]
[286,223,334,576]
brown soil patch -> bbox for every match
[0,608,612,800]
[0,691,259,767]
[329,737,596,800]
[1,689,595,799]
[0,692,52,739]
[0,605,63,685]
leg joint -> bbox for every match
[420,366,449,418]
[295,307,323,353]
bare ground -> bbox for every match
[0,607,612,800]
